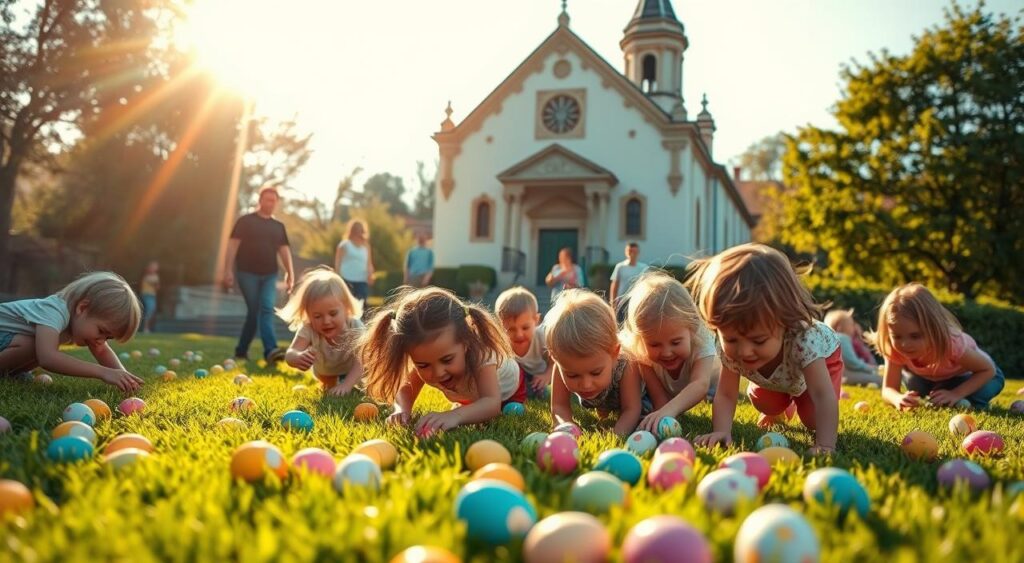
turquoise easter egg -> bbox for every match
[455,479,537,544]
[569,471,629,514]
[594,448,643,486]
[47,435,94,462]
[626,430,658,456]
[655,416,682,440]
[281,410,314,432]
[803,467,870,519]
[62,403,95,426]
[502,402,526,416]
[756,432,789,451]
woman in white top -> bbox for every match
[335,220,374,308]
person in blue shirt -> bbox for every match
[404,233,435,288]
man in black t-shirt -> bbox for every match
[223,185,295,362]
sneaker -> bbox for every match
[265,348,286,363]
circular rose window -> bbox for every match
[542,94,581,134]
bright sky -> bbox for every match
[185,0,1022,206]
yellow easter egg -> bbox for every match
[464,440,511,471]
[758,446,800,465]
[352,439,399,470]
[901,430,939,462]
[0,480,34,515]
[105,433,154,455]
[389,546,461,563]
[472,462,525,491]
[230,441,289,482]
[162,370,177,382]
[82,399,112,421]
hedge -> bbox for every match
[370,266,496,301]
[455,265,497,301]
[587,263,612,294]
[807,277,1024,377]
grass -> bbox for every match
[1,333,1023,562]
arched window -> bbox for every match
[641,54,657,93]
[470,195,495,242]
[619,192,647,240]
[625,198,642,237]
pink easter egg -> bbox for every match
[655,437,696,464]
[962,431,1004,457]
[537,432,579,475]
[622,515,712,563]
[118,397,146,416]
[647,452,693,491]
[291,448,336,478]
[719,452,772,491]
[551,422,582,440]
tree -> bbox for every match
[413,159,437,219]
[360,172,409,215]
[735,133,786,181]
[299,198,413,274]
[771,2,1024,301]
[239,115,313,210]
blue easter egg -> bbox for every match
[756,432,789,451]
[455,479,537,544]
[502,402,525,416]
[47,435,95,462]
[118,352,130,361]
[594,448,643,486]
[281,410,314,432]
[194,369,209,379]
[154,365,167,375]
[803,467,870,519]
[656,416,683,439]
[62,403,96,426]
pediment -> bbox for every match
[497,144,617,185]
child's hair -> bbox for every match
[545,289,618,360]
[620,272,708,363]
[824,308,856,332]
[57,271,141,342]
[686,243,825,334]
[359,287,511,402]
[868,283,962,362]
[277,267,362,331]
[494,286,538,321]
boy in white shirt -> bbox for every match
[495,287,552,397]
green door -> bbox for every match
[537,229,579,285]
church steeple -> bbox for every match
[620,0,689,118]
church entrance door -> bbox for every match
[536,229,579,285]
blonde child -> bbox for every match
[688,244,842,455]
[360,287,524,435]
[824,308,882,386]
[0,272,143,393]
[280,267,365,396]
[869,283,1003,410]
[495,287,552,397]
[546,289,647,438]
[619,272,721,434]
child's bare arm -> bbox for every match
[389,373,424,425]
[35,327,142,393]
[613,364,643,438]
[931,348,996,406]
[881,359,919,409]
[90,341,125,370]
[638,356,714,433]
[550,365,575,425]
[695,366,739,447]
[332,360,363,395]
[284,334,314,370]
[804,358,839,452]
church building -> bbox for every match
[432,0,753,289]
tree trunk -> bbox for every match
[0,166,18,293]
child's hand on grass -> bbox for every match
[291,350,316,371]
[638,409,670,434]
[386,409,410,426]
[928,389,961,407]
[326,382,354,397]
[695,431,732,448]
[530,372,551,392]
[897,390,923,410]
[102,368,144,393]
[415,410,461,435]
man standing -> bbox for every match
[223,185,294,362]
[609,242,648,321]
[404,232,435,288]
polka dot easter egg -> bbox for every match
[626,430,658,456]
[719,452,772,491]
[901,430,939,462]
[654,437,695,463]
[734,504,820,563]
[756,432,789,451]
[696,467,758,515]
[647,452,693,491]
[537,432,579,475]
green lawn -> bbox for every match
[1,333,1023,562]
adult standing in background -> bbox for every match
[223,185,294,363]
[545,247,584,302]
[335,219,374,308]
[139,260,160,333]
[404,232,435,288]
[609,242,649,322]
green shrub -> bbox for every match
[455,265,497,299]
[587,263,612,293]
[371,270,404,298]
[806,277,1024,376]
[432,267,459,294]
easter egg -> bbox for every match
[162,370,177,382]
[621,515,712,563]
[552,421,582,439]
[536,432,579,475]
[655,416,682,440]
[937,459,990,491]
[194,355,204,363]
[1005,481,1024,499]
[51,421,97,445]
[183,351,194,358]
[291,448,336,478]
[46,435,94,462]
[647,452,694,491]
[720,452,772,491]
[735,504,820,563]
[454,479,537,544]
[594,448,643,486]
[0,416,10,434]
[229,397,255,412]
[465,440,512,471]
[1018,387,1024,395]
[211,365,225,375]
[352,439,399,470]
[502,402,525,416]
[292,384,308,393]
[569,471,629,514]
[104,447,151,470]
[697,467,758,515]
[118,352,130,361]
[756,432,789,451]
[230,441,288,482]
[62,402,95,426]
[472,463,525,492]
[233,374,252,385]
[1010,400,1024,414]
[0,480,33,515]
[866,382,880,389]
[194,369,209,379]
[758,447,800,466]
[901,430,939,462]
[169,358,180,368]
[853,401,870,413]
[962,430,1004,456]
[333,453,383,491]
[281,410,314,432]
[148,348,160,357]
[520,431,549,455]
[949,413,977,436]
[803,467,871,519]
[626,430,658,456]
[654,437,696,463]
[954,398,971,409]
[216,417,247,430]
[223,359,237,370]
[34,373,53,384]
[131,350,142,359]
[523,512,610,563]
[389,546,460,563]
[83,399,111,421]
[154,365,167,375]
[104,433,154,455]
[353,402,380,421]
[118,397,146,416]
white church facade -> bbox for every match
[432,0,753,288]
